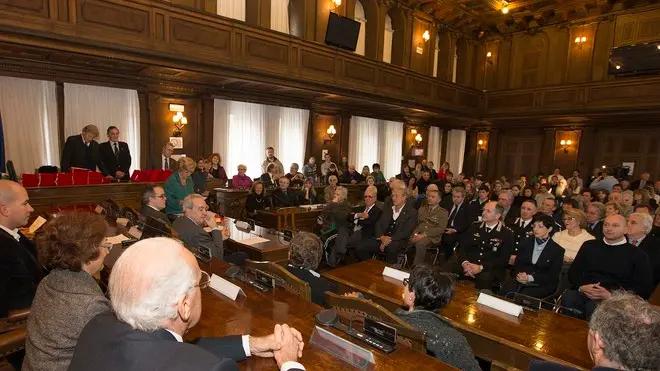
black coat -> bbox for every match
[245,193,269,216]
[151,156,177,171]
[374,203,418,245]
[259,173,276,188]
[60,135,108,174]
[586,220,604,240]
[507,218,534,255]
[98,141,131,178]
[341,171,364,184]
[638,235,660,287]
[502,206,520,226]
[443,202,472,246]
[0,229,45,316]
[139,205,172,227]
[513,238,565,292]
[271,188,299,208]
[286,265,337,307]
[350,204,383,239]
[459,221,514,276]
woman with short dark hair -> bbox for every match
[23,212,111,371]
[286,232,336,306]
[397,265,481,371]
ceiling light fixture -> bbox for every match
[501,1,509,14]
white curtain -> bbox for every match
[217,0,245,21]
[383,15,393,64]
[349,116,402,179]
[270,0,289,33]
[428,126,442,169]
[445,129,466,174]
[63,83,140,172]
[433,36,440,77]
[214,99,308,179]
[354,1,366,56]
[0,77,59,175]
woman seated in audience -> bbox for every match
[164,157,196,215]
[634,188,651,206]
[259,162,279,188]
[407,177,419,199]
[285,163,305,188]
[413,163,423,179]
[319,186,351,239]
[596,189,609,203]
[437,162,450,180]
[551,208,595,264]
[365,175,376,187]
[298,179,319,205]
[360,166,371,180]
[23,212,111,371]
[565,177,581,196]
[208,153,228,186]
[395,265,481,371]
[286,232,337,306]
[246,180,269,217]
[397,165,413,184]
[324,175,339,203]
[440,181,454,209]
[502,214,565,299]
[622,190,634,207]
[605,201,624,216]
[191,157,210,195]
[522,186,534,200]
[231,164,252,190]
[326,163,340,184]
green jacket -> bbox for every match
[164,171,194,215]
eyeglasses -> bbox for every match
[562,217,575,222]
[195,271,211,289]
[154,194,166,199]
[403,278,409,286]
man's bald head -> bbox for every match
[0,180,33,229]
[109,238,200,332]
[603,214,627,243]
[0,179,23,204]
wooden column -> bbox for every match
[485,129,499,180]
[539,128,556,175]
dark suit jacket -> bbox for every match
[502,206,520,226]
[173,216,224,260]
[271,188,299,208]
[98,141,131,178]
[513,239,565,292]
[443,202,472,246]
[259,173,276,188]
[60,135,108,174]
[139,205,172,227]
[151,156,177,170]
[374,203,418,245]
[68,311,246,371]
[587,220,604,240]
[630,179,652,191]
[0,229,45,317]
[340,171,364,184]
[286,265,337,307]
[350,204,383,239]
[638,235,660,287]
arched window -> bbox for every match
[271,0,289,33]
[217,0,245,21]
[383,14,393,63]
[354,0,366,56]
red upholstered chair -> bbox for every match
[101,177,111,184]
[149,169,163,182]
[159,169,173,181]
[21,174,39,188]
[38,173,57,187]
[142,170,154,183]
[56,173,73,186]
[88,172,103,185]
[130,170,143,182]
[72,169,90,185]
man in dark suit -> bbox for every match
[271,177,299,208]
[340,165,364,184]
[68,238,306,371]
[0,180,46,317]
[356,188,418,265]
[139,184,171,227]
[507,199,538,266]
[630,172,652,191]
[99,126,132,181]
[498,190,520,225]
[151,141,177,170]
[530,293,659,371]
[60,125,109,174]
[442,186,472,259]
[586,202,606,240]
[627,212,660,288]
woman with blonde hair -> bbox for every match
[551,208,595,264]
[207,153,228,185]
[164,157,195,215]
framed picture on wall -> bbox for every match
[622,162,635,176]
[169,137,184,149]
[411,148,424,157]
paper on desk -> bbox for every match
[28,216,47,234]
[477,292,523,317]
[210,274,245,300]
[104,234,131,245]
[382,266,410,282]
[237,236,270,245]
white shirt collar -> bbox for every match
[110,141,119,146]
[392,205,403,220]
[165,329,183,342]
[81,134,89,147]
[628,235,646,245]
[0,225,20,241]
[147,204,161,212]
[603,237,628,246]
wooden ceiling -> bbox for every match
[407,0,658,36]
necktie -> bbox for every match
[486,227,492,233]
[164,158,169,170]
[113,143,119,158]
[449,205,459,226]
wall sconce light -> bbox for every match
[478,139,486,150]
[501,1,509,14]
[410,128,418,134]
[331,0,341,9]
[172,111,188,137]
[414,133,423,145]
[559,139,572,153]
[615,64,622,70]
[486,51,492,58]
[422,30,430,43]
[324,124,337,144]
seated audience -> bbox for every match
[412,163,423,179]
[328,186,381,267]
[498,190,519,225]
[152,141,176,170]
[365,175,376,187]
[595,189,609,203]
[416,170,432,196]
[442,187,472,258]
[356,188,418,265]
[590,169,619,192]
[538,197,564,232]
[360,166,370,180]
[260,163,279,189]
[60,124,108,174]
[370,163,386,184]
[652,209,660,238]
[0,180,45,317]
[397,265,480,371]
[586,202,606,240]
[341,165,364,184]
[530,292,660,371]
[630,172,652,191]
[633,203,653,215]
[261,146,284,175]
[325,163,340,184]
[501,214,565,299]
[323,175,339,203]
[23,213,111,371]
[208,153,228,185]
[508,199,538,266]
[271,177,299,208]
[297,179,318,206]
[564,177,581,196]
[552,209,595,264]
[437,162,450,180]
[427,161,438,180]
[246,180,269,217]
[164,157,196,215]
[191,157,210,195]
[409,189,448,266]
[286,232,337,306]
[139,184,171,226]
[68,238,305,371]
[407,177,419,199]
[301,157,317,183]
[319,186,351,239]
[621,190,634,208]
[633,188,651,206]
[285,163,305,188]
[468,185,490,221]
[98,126,131,181]
[605,201,624,216]
[397,165,413,184]
[173,194,245,265]
[627,213,660,288]
[231,164,253,190]
[320,154,335,179]
[441,201,513,291]
[337,156,349,175]
[562,215,654,320]
[608,191,623,204]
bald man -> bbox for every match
[69,238,305,371]
[0,180,45,317]
[561,214,654,320]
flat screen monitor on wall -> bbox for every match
[325,12,360,52]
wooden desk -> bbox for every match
[223,219,290,264]
[322,260,592,371]
[102,245,455,370]
[256,207,324,232]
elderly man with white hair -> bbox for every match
[69,238,305,371]
[627,212,660,288]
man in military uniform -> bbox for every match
[409,189,448,266]
[441,201,514,291]
[507,199,537,266]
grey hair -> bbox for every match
[182,194,205,210]
[500,190,514,201]
[288,232,323,270]
[492,202,505,216]
[336,186,348,201]
[589,292,660,370]
[589,202,607,219]
[109,238,197,332]
[630,212,654,234]
[365,186,377,196]
[290,163,299,171]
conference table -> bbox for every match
[222,217,291,264]
[322,260,592,371]
[101,243,455,371]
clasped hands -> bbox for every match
[378,236,392,251]
[579,282,612,300]
[410,233,425,243]
[250,324,305,367]
[515,272,529,284]
[461,261,483,277]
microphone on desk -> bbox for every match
[503,292,583,316]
